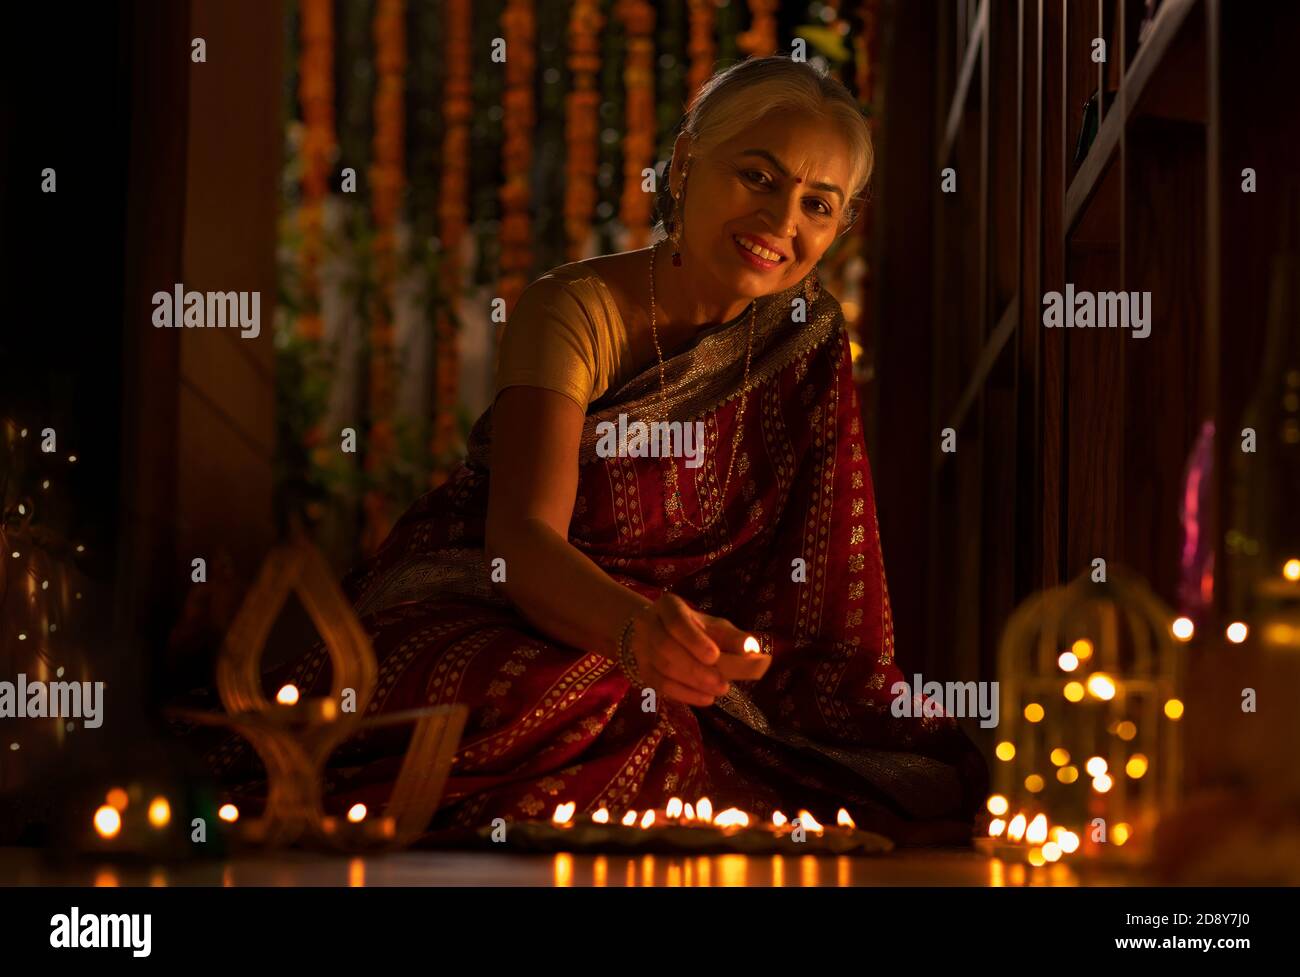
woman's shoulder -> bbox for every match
[512,258,629,343]
[497,257,633,408]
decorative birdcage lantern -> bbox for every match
[986,565,1185,866]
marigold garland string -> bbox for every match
[737,0,779,57]
[854,0,879,114]
[616,0,656,248]
[363,0,405,551]
[499,0,537,318]
[685,0,716,106]
[849,0,880,363]
[809,0,855,307]
[432,0,473,485]
[297,0,335,343]
[564,0,603,261]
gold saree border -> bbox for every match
[465,280,845,467]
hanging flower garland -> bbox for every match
[564,0,603,261]
[737,0,779,57]
[432,0,473,485]
[847,0,881,378]
[499,1,537,316]
[800,0,855,307]
[297,0,335,343]
[854,0,879,112]
[616,0,656,248]
[363,0,406,552]
[685,0,716,106]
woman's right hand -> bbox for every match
[627,593,733,706]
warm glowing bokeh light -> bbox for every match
[592,808,610,824]
[796,810,824,834]
[1057,651,1079,672]
[106,788,129,811]
[1026,814,1048,844]
[1064,681,1085,702]
[1086,673,1116,700]
[347,803,367,823]
[1113,823,1132,846]
[665,797,683,819]
[640,810,655,829]
[147,796,171,828]
[1092,773,1114,793]
[1007,814,1027,842]
[1050,748,1070,767]
[1284,558,1300,582]
[1071,639,1093,660]
[1171,616,1195,641]
[275,684,300,706]
[1164,698,1185,720]
[996,741,1016,761]
[1126,754,1149,779]
[1057,765,1079,784]
[1226,621,1248,644]
[218,804,239,823]
[1085,756,1108,777]
[1024,702,1044,723]
[93,805,121,839]
[552,802,576,825]
[1024,775,1045,793]
[621,810,637,827]
[988,818,1006,837]
[696,798,713,823]
[1116,720,1137,740]
[986,794,1009,816]
[837,808,855,828]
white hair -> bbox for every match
[655,55,873,234]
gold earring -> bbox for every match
[669,161,689,266]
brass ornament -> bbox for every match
[172,531,467,851]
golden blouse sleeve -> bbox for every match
[493,275,600,410]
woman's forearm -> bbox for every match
[486,517,651,659]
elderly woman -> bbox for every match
[212,55,986,845]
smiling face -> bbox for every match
[670,106,857,303]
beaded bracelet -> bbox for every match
[617,613,642,686]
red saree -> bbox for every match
[204,275,987,845]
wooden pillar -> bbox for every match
[119,0,283,669]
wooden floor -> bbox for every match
[0,846,1143,886]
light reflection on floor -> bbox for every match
[544,852,1079,887]
[17,847,1097,887]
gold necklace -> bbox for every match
[648,239,757,533]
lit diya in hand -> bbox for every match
[715,634,772,682]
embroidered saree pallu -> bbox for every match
[202,277,988,846]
